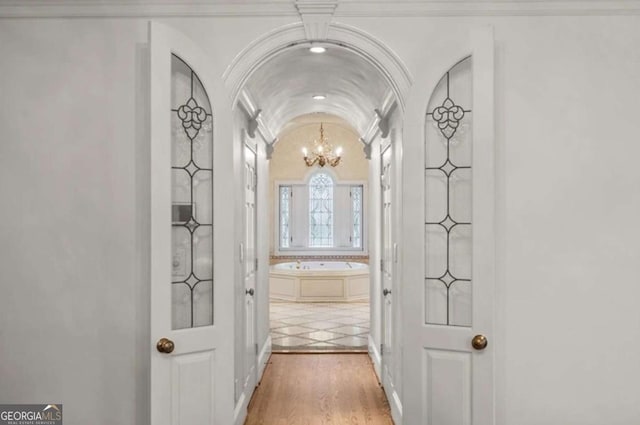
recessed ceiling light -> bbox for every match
[309,46,326,54]
[312,94,326,100]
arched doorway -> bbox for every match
[224,21,411,424]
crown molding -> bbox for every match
[1,0,638,18]
[335,0,640,16]
[0,1,298,18]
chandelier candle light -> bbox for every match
[302,123,342,167]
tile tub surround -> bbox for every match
[270,301,370,352]
[270,261,370,302]
[270,255,369,265]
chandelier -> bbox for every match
[302,123,342,167]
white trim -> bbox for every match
[233,336,272,425]
[238,89,276,144]
[361,89,396,145]
[233,391,248,425]
[257,335,272,383]
[470,25,497,425]
[2,1,638,18]
[388,386,403,425]
[223,22,413,114]
[368,334,382,381]
[295,0,338,40]
[369,332,401,425]
[0,1,297,18]
[337,0,640,16]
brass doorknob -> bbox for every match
[156,338,175,354]
[383,288,391,296]
[471,334,488,350]
[246,288,254,296]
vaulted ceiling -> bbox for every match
[242,43,393,139]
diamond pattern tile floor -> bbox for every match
[270,301,370,352]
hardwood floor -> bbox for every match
[244,354,394,425]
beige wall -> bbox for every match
[269,114,369,257]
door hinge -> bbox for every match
[380,259,384,272]
[380,343,384,355]
[255,343,259,356]
[290,236,293,243]
[254,258,258,271]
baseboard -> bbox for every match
[233,336,272,425]
[233,390,248,425]
[257,335,272,381]
[368,334,382,382]
[370,334,402,424]
[388,387,403,425]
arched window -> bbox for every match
[277,173,364,252]
[308,173,334,247]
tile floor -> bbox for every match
[270,301,370,352]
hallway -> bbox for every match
[245,354,393,425]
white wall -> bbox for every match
[1,9,640,425]
[494,17,640,424]
[0,19,150,425]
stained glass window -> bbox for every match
[280,186,291,248]
[277,178,363,250]
[308,173,334,247]
[351,185,363,248]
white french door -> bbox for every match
[402,27,495,425]
[380,144,396,400]
[242,143,258,399]
[150,21,235,425]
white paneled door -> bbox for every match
[150,22,234,425]
[242,144,258,400]
[380,144,397,405]
[403,27,495,425]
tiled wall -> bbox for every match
[269,255,369,265]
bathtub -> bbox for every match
[269,261,370,302]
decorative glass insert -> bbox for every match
[425,56,472,327]
[351,185,363,248]
[308,173,334,247]
[280,186,291,248]
[171,54,213,330]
